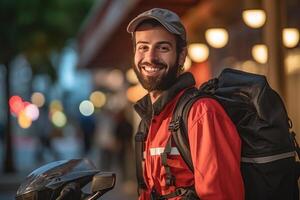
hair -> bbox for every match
[131,19,187,55]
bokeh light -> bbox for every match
[188,43,209,62]
[252,44,268,64]
[50,100,63,113]
[242,9,266,28]
[31,92,45,107]
[283,28,300,48]
[106,69,124,90]
[126,68,139,84]
[51,111,67,127]
[9,95,24,116]
[24,104,40,121]
[89,91,106,108]
[18,110,32,129]
[126,84,147,103]
[79,100,94,116]
[205,28,229,48]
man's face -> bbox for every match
[133,24,180,92]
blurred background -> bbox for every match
[0,0,300,199]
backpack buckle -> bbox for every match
[165,174,175,186]
[169,118,181,132]
[199,78,218,94]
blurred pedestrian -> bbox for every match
[95,109,117,171]
[79,114,96,155]
[34,106,59,163]
[114,108,133,181]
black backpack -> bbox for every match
[167,68,300,200]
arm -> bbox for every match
[187,98,244,200]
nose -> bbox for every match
[144,47,157,63]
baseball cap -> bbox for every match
[127,8,186,41]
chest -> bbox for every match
[146,116,172,148]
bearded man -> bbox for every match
[127,8,244,200]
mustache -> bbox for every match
[139,60,167,68]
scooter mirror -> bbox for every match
[91,172,116,193]
[83,172,116,200]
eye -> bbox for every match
[158,45,171,52]
[137,45,149,52]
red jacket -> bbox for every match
[134,73,244,200]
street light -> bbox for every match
[205,28,229,48]
[188,43,209,62]
[242,9,266,28]
[242,0,266,28]
[252,44,268,64]
[283,28,300,48]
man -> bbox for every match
[127,8,244,200]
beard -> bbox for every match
[133,59,179,92]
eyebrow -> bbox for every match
[136,41,149,45]
[136,41,174,47]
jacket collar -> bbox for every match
[134,72,195,120]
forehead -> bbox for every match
[134,23,176,44]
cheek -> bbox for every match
[134,52,142,67]
[163,53,177,67]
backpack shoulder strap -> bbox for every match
[169,78,218,173]
[169,87,205,172]
[135,120,148,191]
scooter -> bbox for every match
[15,159,116,200]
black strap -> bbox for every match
[158,188,189,200]
[151,187,199,200]
[160,137,175,186]
[169,87,205,172]
[135,130,147,191]
[291,131,300,156]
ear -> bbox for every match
[178,47,187,69]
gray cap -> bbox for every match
[127,8,186,41]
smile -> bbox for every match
[141,65,164,76]
[143,66,161,72]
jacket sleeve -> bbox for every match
[187,98,244,200]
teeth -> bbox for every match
[143,66,160,72]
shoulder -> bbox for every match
[187,97,231,124]
[190,97,224,115]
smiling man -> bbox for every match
[132,18,186,102]
[127,8,244,200]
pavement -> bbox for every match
[0,172,27,200]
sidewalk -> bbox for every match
[0,172,28,199]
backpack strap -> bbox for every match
[161,137,176,186]
[168,79,218,173]
[135,120,148,192]
[168,87,206,172]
